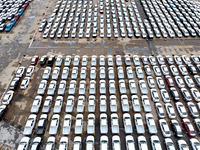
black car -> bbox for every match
[47,55,55,67]
[170,87,180,101]
[9,77,20,90]
[36,114,48,135]
[40,55,48,66]
[188,64,197,75]
[0,105,7,120]
[0,23,6,31]
[170,120,183,137]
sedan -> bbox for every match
[136,66,144,79]
[159,119,171,137]
[80,67,87,79]
[26,65,35,77]
[166,56,174,65]
[138,136,148,150]
[126,135,135,150]
[134,113,145,134]
[111,113,119,134]
[108,67,114,79]
[10,77,20,90]
[187,102,199,118]
[47,80,57,95]
[149,56,157,65]
[157,55,165,65]
[71,67,78,79]
[160,65,169,75]
[40,55,48,66]
[36,114,48,135]
[30,137,42,150]
[119,79,126,94]
[147,76,155,88]
[177,140,189,150]
[146,113,157,134]
[62,114,72,135]
[144,65,152,76]
[142,95,151,112]
[123,113,133,134]
[156,77,165,89]
[68,80,76,95]
[139,80,148,94]
[23,114,37,135]
[160,89,170,103]
[17,137,30,150]
[178,65,188,76]
[155,103,165,118]
[31,95,42,113]
[20,77,30,90]
[116,55,122,66]
[181,88,192,101]
[170,65,179,76]
[165,103,176,119]
[31,56,39,66]
[188,64,197,75]
[112,135,121,150]
[176,102,188,118]
[126,67,134,79]
[131,95,141,112]
[181,55,191,65]
[53,96,63,113]
[64,55,71,66]
[42,96,53,113]
[73,136,82,150]
[57,80,66,95]
[87,114,95,134]
[100,113,108,134]
[190,88,200,102]
[49,114,60,135]
[61,67,69,80]
[52,67,60,80]
[174,55,182,65]
[86,136,94,150]
[170,87,180,101]
[165,75,174,87]
[2,90,14,105]
[153,66,161,76]
[100,67,106,79]
[190,138,200,150]
[164,138,175,150]
[55,55,63,67]
[75,114,83,135]
[42,67,51,79]
[121,95,129,112]
[170,120,183,137]
[77,96,85,113]
[150,135,162,150]
[175,76,185,88]
[79,80,86,95]
[109,80,116,94]
[16,66,26,78]
[194,75,200,87]
[129,80,137,94]
[59,137,68,150]
[184,76,195,88]
[45,137,55,150]
[182,118,196,137]
[73,55,80,66]
[141,56,148,65]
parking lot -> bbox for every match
[1,54,200,149]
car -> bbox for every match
[52,67,60,80]
[170,87,180,101]
[194,75,200,87]
[87,114,95,135]
[133,55,140,66]
[59,137,68,150]
[139,80,148,94]
[57,80,66,95]
[144,65,152,76]
[175,76,185,88]
[100,136,108,150]
[149,56,157,66]
[5,24,13,32]
[156,77,165,89]
[99,67,106,79]
[110,95,117,112]
[194,118,200,133]
[2,90,14,105]
[176,102,188,118]
[73,55,80,66]
[170,65,179,76]
[190,138,200,150]
[155,103,165,118]
[170,120,183,137]
[125,55,131,66]
[160,89,170,103]
[129,80,137,94]
[178,65,188,76]
[23,114,37,135]
[0,24,6,32]
[165,75,174,87]
[190,88,200,102]
[42,96,53,113]
[117,66,124,79]
[47,80,57,95]
[134,113,145,134]
[150,135,162,150]
[184,76,195,88]
[49,114,60,135]
[26,66,35,77]
[100,113,108,134]
[30,137,42,150]
[90,67,96,79]
[165,103,176,119]
[73,136,82,150]
[177,140,189,150]
[187,102,199,118]
[80,67,87,79]
[123,113,133,134]
[36,114,48,135]
[17,137,30,150]
[100,95,107,112]
[64,55,71,66]
[0,105,7,120]
[147,76,156,88]
[153,66,161,76]
[31,95,42,113]
[136,66,144,79]
[20,77,30,89]
[132,95,141,112]
[174,55,182,65]
[79,80,86,95]
[89,80,96,95]
[182,118,196,137]
[45,137,55,150]
[77,96,85,113]
[166,56,174,65]
[62,114,72,135]
[142,95,151,112]
[109,80,115,94]
[65,96,74,113]
[188,64,197,75]
[55,55,63,67]
[47,55,55,67]
[159,119,171,137]
[40,55,48,66]
[146,113,157,134]
[141,56,148,65]
[116,55,122,66]
[125,135,135,150]
[37,80,47,95]
[16,66,26,78]
[42,67,51,79]
[91,55,97,66]
[157,55,165,65]
[61,67,69,80]
[191,55,200,65]
[108,55,114,66]
[100,80,106,94]
[181,88,192,101]
[182,55,191,65]
[164,138,175,150]
[99,55,105,66]
[121,95,129,112]
[111,113,119,134]
[160,65,169,75]
[71,67,78,79]
[108,67,114,79]
[86,136,94,150]
[88,95,95,112]
[10,77,20,90]
[138,136,148,150]
[53,96,63,113]
[75,114,83,135]
[31,56,39,66]
[111,135,121,150]
[68,80,76,95]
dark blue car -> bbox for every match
[18,9,24,16]
[5,24,13,32]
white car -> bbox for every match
[88,95,95,112]
[144,65,152,76]
[71,67,78,79]
[160,65,169,75]
[87,114,95,134]
[187,102,199,118]
[133,55,140,66]
[45,137,55,150]
[165,103,176,118]
[153,66,161,76]
[26,65,35,77]
[77,96,85,113]
[73,55,80,66]
[139,80,148,94]
[112,135,121,150]
[190,138,200,150]
[142,95,151,112]
[53,96,63,113]
[184,76,195,88]
[119,79,126,94]
[55,55,63,67]
[129,80,137,94]
[117,66,124,79]
[49,114,60,135]
[181,55,191,64]
[141,56,148,65]
[194,75,200,87]
[166,56,174,65]
[177,140,189,150]
[100,136,108,150]
[125,55,131,66]
[109,80,116,94]
[47,80,57,95]
[178,65,188,76]
[100,80,106,94]
[181,88,192,101]
[100,95,107,112]
[123,113,133,134]
[175,76,185,88]
[111,113,119,134]
[2,90,14,105]
[156,77,165,89]
[110,95,117,112]
[99,55,105,66]
[65,96,74,113]
[17,137,30,150]
[64,55,71,66]
[136,66,144,79]
[30,137,42,150]
[190,88,200,102]
[80,67,87,79]
[62,114,72,135]
[42,96,53,113]
[75,114,83,135]
[100,67,106,79]
[61,67,69,80]
[42,67,51,79]
[116,55,122,66]
[31,95,42,113]
[146,113,157,134]
[108,67,115,79]
[23,114,37,135]
[131,95,141,112]
[100,113,108,134]
[134,113,145,134]
[159,119,171,137]
[150,135,162,150]
[160,89,170,102]
[126,67,134,79]
[86,136,94,150]
[138,136,148,150]
[121,95,129,112]
[59,137,68,150]
[79,80,86,95]
[125,135,135,150]
[174,55,182,65]
[150,89,159,102]
[82,55,88,66]
[155,103,165,118]
[165,138,175,150]
[157,55,165,65]
[91,55,97,66]
[90,67,96,79]
[16,66,26,78]
[73,136,82,150]
[68,80,76,95]
[175,102,188,118]
[57,80,66,95]
[147,76,155,88]
[37,80,47,95]
[170,65,179,76]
